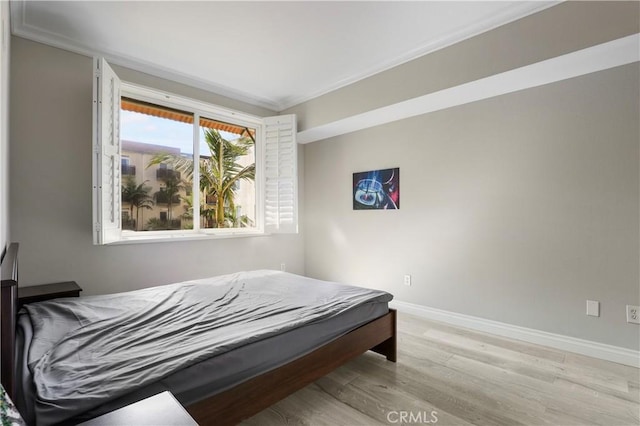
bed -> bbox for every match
[1,243,397,425]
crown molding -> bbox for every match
[298,33,640,144]
[9,1,280,112]
[278,1,560,110]
[10,1,559,113]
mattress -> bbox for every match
[16,270,392,425]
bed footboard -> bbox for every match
[371,308,397,361]
[186,308,397,426]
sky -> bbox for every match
[121,110,241,156]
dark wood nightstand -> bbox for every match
[77,391,197,426]
[18,281,82,307]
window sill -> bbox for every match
[108,230,269,245]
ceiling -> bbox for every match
[11,1,557,112]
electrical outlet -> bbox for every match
[403,275,411,286]
[586,300,600,317]
[280,263,286,272]
[626,305,640,324]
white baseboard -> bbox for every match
[390,300,640,368]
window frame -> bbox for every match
[119,82,265,241]
[93,58,296,245]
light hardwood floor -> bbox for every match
[243,312,639,426]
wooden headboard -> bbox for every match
[1,242,19,399]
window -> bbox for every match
[92,58,297,244]
[121,156,135,176]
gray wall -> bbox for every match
[303,63,639,349]
[285,1,640,131]
[293,1,640,351]
[0,3,10,253]
[10,37,305,295]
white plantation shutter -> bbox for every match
[92,58,122,244]
[264,115,298,233]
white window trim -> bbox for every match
[116,228,269,245]
[120,82,266,238]
[93,58,297,245]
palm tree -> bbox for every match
[148,129,255,228]
[121,176,154,231]
[154,173,185,227]
[180,194,194,230]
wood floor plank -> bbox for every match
[243,313,639,426]
[425,328,630,393]
[447,354,638,425]
[554,376,639,405]
[316,371,473,426]
[564,352,640,382]
[629,380,640,399]
[357,352,558,425]
[400,315,566,363]
[418,331,559,383]
[542,392,636,426]
[444,354,549,411]
[397,332,454,365]
[542,407,606,426]
[243,383,383,426]
[309,352,522,426]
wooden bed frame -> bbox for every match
[0,243,397,425]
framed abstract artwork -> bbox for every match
[353,168,399,210]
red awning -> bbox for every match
[121,97,255,139]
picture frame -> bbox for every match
[353,168,399,210]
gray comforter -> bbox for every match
[21,270,392,425]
